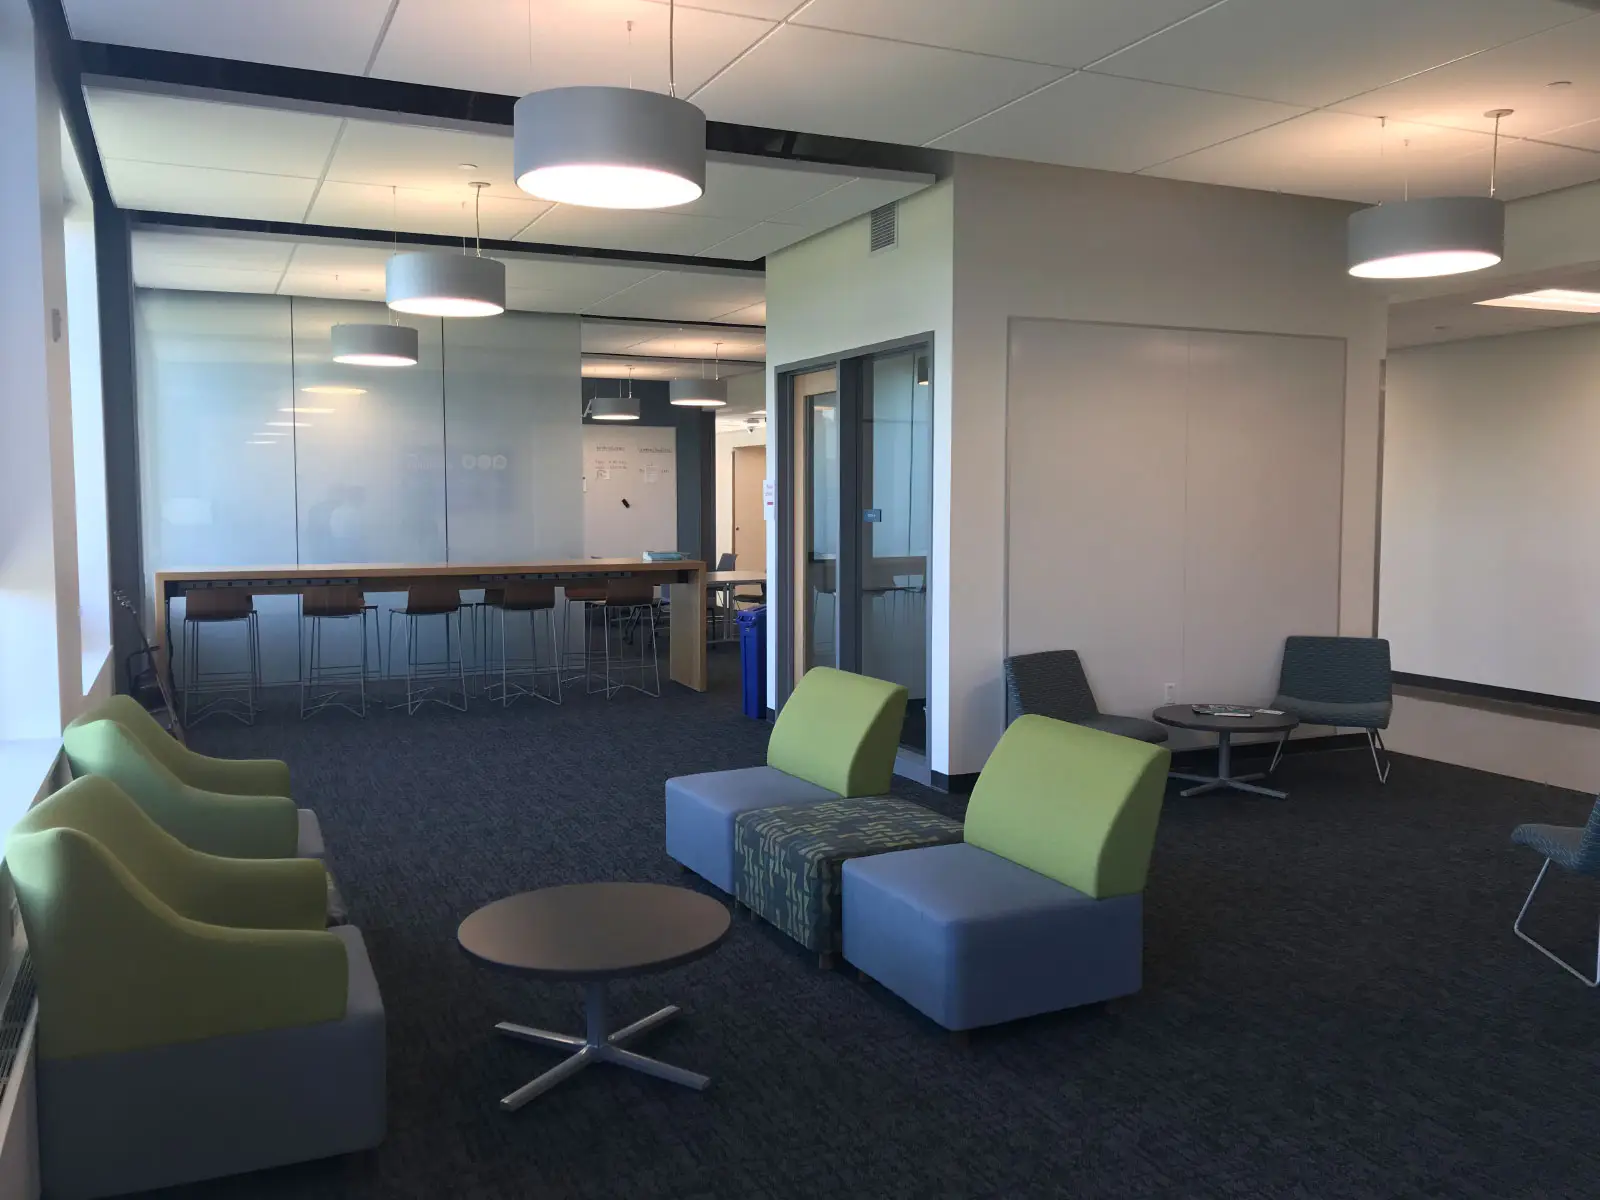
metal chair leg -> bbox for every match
[1367,729,1391,784]
[1268,729,1290,775]
[1514,858,1600,986]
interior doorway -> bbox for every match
[731,444,765,568]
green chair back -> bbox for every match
[6,821,346,1061]
[963,715,1169,899]
[70,695,291,797]
[767,667,908,798]
[62,718,298,858]
[16,776,326,932]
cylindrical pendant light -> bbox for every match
[588,391,641,421]
[1347,108,1511,280]
[331,322,419,366]
[387,252,506,316]
[513,2,705,209]
[669,377,728,407]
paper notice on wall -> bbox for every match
[762,478,774,521]
[595,468,610,480]
[644,466,661,484]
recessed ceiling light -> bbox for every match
[300,385,367,396]
[280,406,335,414]
[266,421,311,428]
[459,162,478,170]
[1475,288,1600,313]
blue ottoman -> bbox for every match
[842,841,1144,1031]
[664,766,836,893]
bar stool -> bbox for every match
[387,582,469,714]
[483,583,562,707]
[180,588,260,727]
[300,585,374,719]
[561,582,608,686]
[589,577,661,699]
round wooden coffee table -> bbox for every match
[458,882,731,1111]
[1152,705,1301,799]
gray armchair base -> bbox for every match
[38,925,386,1200]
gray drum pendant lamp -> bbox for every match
[513,0,706,209]
[588,371,641,421]
[1347,109,1511,280]
[331,321,419,367]
[387,182,506,317]
[670,341,728,407]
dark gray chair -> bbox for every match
[1003,650,1168,745]
[714,553,736,572]
[1269,636,1392,782]
[1512,800,1600,986]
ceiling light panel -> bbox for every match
[693,24,1061,146]
[1476,288,1600,313]
[931,72,1308,174]
[63,0,395,75]
[369,1,776,99]
[793,0,1222,69]
[1091,0,1587,109]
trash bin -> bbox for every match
[738,605,767,720]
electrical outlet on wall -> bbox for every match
[1164,682,1177,703]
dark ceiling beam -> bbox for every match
[582,352,765,366]
[130,210,766,275]
[75,41,947,177]
[29,0,114,208]
[580,314,765,331]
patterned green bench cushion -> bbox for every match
[734,797,964,956]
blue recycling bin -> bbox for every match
[738,605,767,720]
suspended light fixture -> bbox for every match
[670,341,728,407]
[387,182,506,317]
[513,0,706,209]
[334,187,422,364]
[1347,109,1510,280]
[588,372,641,421]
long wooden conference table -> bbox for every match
[153,558,709,692]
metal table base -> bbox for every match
[495,981,709,1111]
[1169,729,1287,799]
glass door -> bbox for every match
[805,392,839,671]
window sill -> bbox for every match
[0,740,61,843]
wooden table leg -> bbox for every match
[668,567,707,691]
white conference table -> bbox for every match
[706,570,766,643]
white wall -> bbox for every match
[765,179,956,736]
[1382,323,1600,701]
[714,370,766,566]
[949,154,1386,775]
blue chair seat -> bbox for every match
[1512,822,1596,873]
[842,841,1143,1031]
[1080,714,1169,744]
[1272,694,1390,729]
[665,766,836,893]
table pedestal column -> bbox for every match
[494,981,711,1111]
[1169,730,1288,799]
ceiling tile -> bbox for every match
[630,330,767,358]
[85,89,342,177]
[371,0,773,99]
[517,205,752,256]
[307,181,550,241]
[64,0,394,74]
[274,242,393,298]
[697,221,812,259]
[692,24,1062,145]
[792,0,1220,69]
[681,159,852,220]
[1095,0,1587,108]
[765,177,912,230]
[324,118,521,193]
[1334,17,1600,141]
[132,231,296,273]
[584,270,767,321]
[932,72,1307,173]
[1145,111,1498,203]
[106,160,318,221]
[1443,137,1600,202]
[716,301,767,325]
[501,259,662,309]
[133,264,289,293]
[1542,116,1600,153]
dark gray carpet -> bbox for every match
[158,657,1600,1199]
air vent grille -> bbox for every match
[869,202,898,253]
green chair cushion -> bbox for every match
[62,718,298,858]
[71,695,292,797]
[15,776,327,932]
[6,825,347,1061]
[963,715,1169,899]
[766,668,908,798]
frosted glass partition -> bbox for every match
[136,289,585,687]
[443,311,583,562]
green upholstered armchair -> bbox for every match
[19,776,327,932]
[766,666,909,798]
[75,694,291,796]
[9,787,384,1198]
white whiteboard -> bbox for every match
[583,426,678,557]
[1382,325,1600,700]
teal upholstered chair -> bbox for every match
[665,667,908,892]
[842,716,1170,1030]
[63,699,323,860]
[1511,799,1600,986]
[8,786,384,1199]
[1269,636,1393,782]
[1005,649,1169,744]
